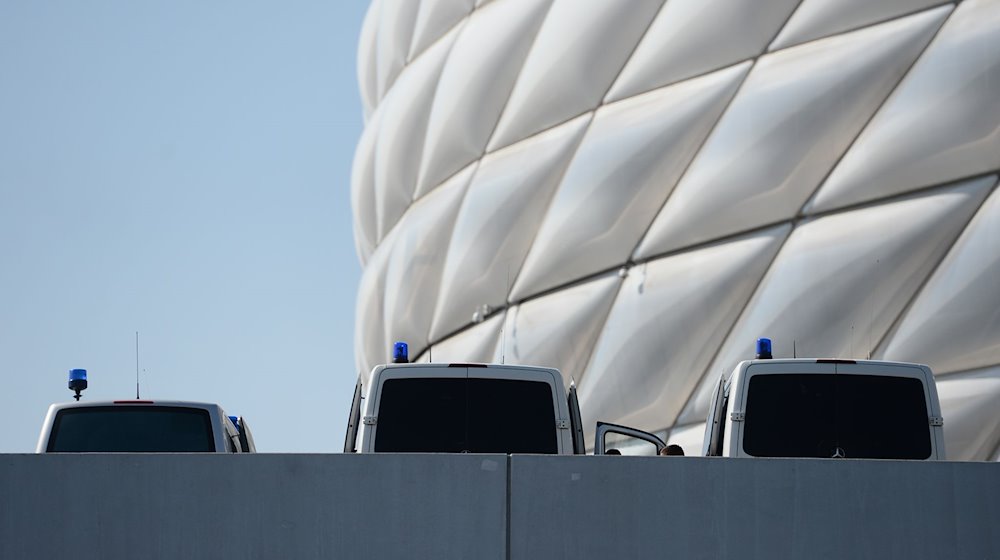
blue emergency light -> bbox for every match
[756,338,773,360]
[68,368,88,401]
[392,341,409,364]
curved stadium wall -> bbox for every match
[351,0,1000,460]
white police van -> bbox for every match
[344,343,666,455]
[702,339,946,460]
[37,369,255,453]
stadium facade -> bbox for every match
[351,0,1000,459]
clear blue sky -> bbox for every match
[0,1,370,452]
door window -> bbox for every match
[595,422,665,455]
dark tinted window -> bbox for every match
[374,378,465,452]
[743,374,931,459]
[466,378,557,453]
[374,377,557,453]
[48,406,215,452]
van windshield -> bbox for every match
[742,374,931,459]
[374,378,558,453]
[47,406,215,452]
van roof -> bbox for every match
[364,362,565,386]
[742,358,930,368]
[46,400,225,411]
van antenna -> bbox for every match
[500,320,506,365]
[135,331,141,399]
[500,315,507,364]
[501,264,510,365]
[869,258,878,360]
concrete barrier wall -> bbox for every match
[0,454,508,560]
[1,454,997,560]
[510,456,1000,560]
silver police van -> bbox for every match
[344,343,665,455]
[702,339,946,460]
[37,369,255,453]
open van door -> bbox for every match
[703,375,727,456]
[595,421,665,456]
[343,375,363,453]
[567,383,585,454]
[237,417,255,453]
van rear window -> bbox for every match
[47,406,215,452]
[743,374,931,459]
[374,378,558,453]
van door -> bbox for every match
[469,367,563,454]
[344,375,363,452]
[703,375,727,456]
[567,383,585,454]
[595,422,665,456]
[237,417,255,453]
[833,362,938,460]
[368,366,467,452]
[736,361,836,458]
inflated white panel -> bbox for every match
[486,0,664,152]
[415,0,554,200]
[666,423,707,457]
[605,0,798,103]
[355,0,1000,460]
[936,367,1000,461]
[355,225,398,376]
[374,0,421,101]
[381,165,475,360]
[493,273,621,385]
[351,103,383,265]
[429,115,590,341]
[373,26,460,241]
[678,181,991,426]
[809,0,1000,213]
[770,0,950,51]
[510,63,749,301]
[880,176,1000,373]
[408,0,475,62]
[427,313,504,364]
[635,7,949,259]
[579,226,789,434]
[358,0,381,119]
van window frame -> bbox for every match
[46,405,217,453]
[365,365,566,454]
[737,362,934,459]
